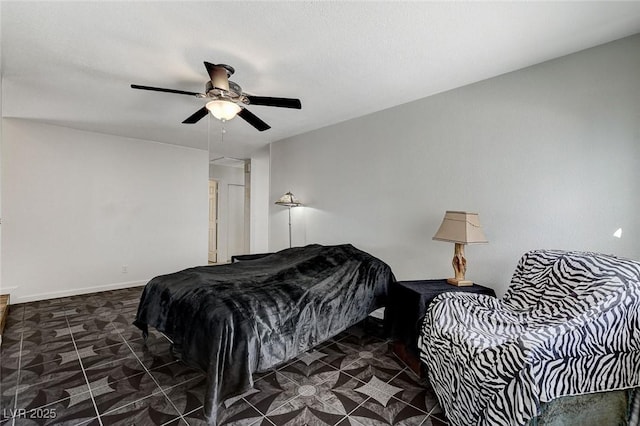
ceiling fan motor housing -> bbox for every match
[204,80,244,100]
[228,81,242,94]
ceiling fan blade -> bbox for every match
[204,62,231,92]
[131,84,201,97]
[238,108,271,131]
[182,107,209,124]
[246,96,302,109]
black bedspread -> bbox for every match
[134,244,393,425]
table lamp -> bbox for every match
[433,211,488,286]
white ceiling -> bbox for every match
[3,1,640,159]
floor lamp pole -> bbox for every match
[288,206,292,248]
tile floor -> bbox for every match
[0,287,449,426]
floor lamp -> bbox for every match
[275,191,302,248]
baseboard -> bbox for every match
[0,294,10,339]
[0,286,18,299]
[11,280,149,304]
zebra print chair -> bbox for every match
[418,249,640,426]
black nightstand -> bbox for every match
[385,279,496,375]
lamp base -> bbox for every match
[447,278,473,287]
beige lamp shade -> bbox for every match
[433,211,488,244]
[275,192,301,207]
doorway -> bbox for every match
[209,158,250,263]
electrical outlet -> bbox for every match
[121,265,128,274]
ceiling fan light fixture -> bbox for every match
[206,100,241,121]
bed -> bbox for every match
[134,243,394,425]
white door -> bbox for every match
[208,180,218,263]
[227,184,245,259]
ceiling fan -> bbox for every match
[131,62,302,131]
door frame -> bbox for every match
[208,179,218,263]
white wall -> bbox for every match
[2,119,209,302]
[250,146,270,254]
[270,34,640,297]
[0,1,4,294]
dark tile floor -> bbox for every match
[0,287,448,426]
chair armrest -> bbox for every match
[518,285,639,360]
